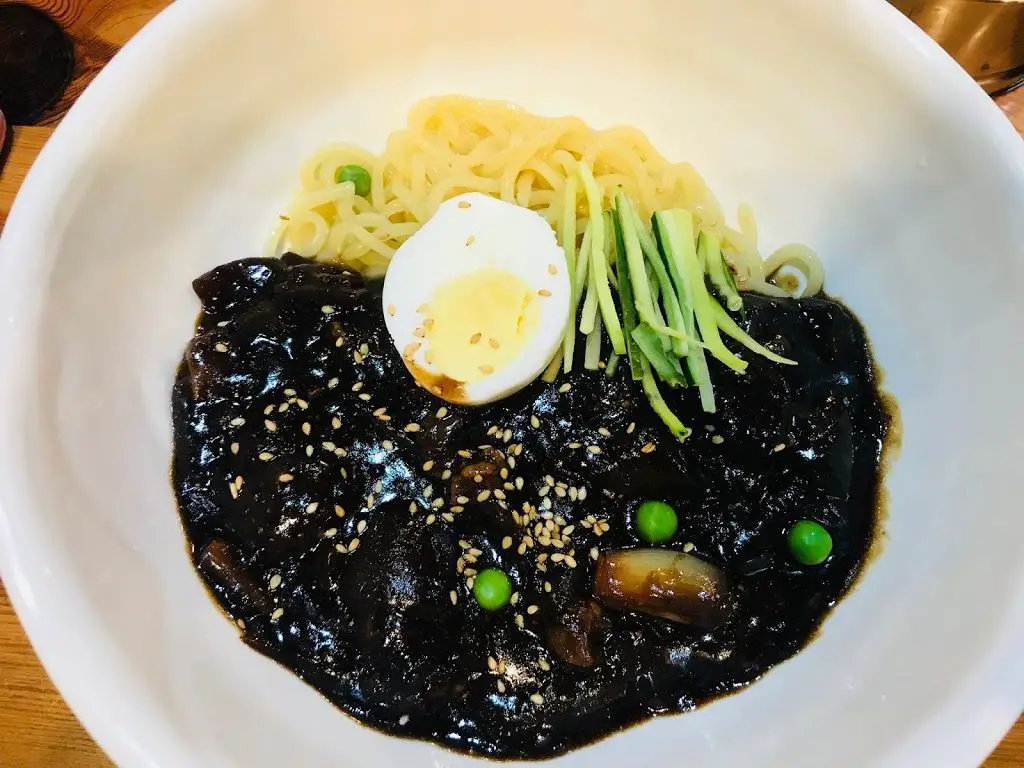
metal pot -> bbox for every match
[891,0,1024,94]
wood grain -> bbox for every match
[0,2,1021,766]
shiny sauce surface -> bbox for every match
[172,254,891,759]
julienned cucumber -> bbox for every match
[652,210,716,413]
[611,204,644,381]
[705,233,743,312]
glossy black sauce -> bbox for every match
[171,254,891,759]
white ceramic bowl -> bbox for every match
[1,1,1022,765]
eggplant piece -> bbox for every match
[594,548,732,629]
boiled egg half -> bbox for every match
[382,193,570,405]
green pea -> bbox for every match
[787,520,833,565]
[635,500,678,544]
[473,568,512,611]
[335,164,371,197]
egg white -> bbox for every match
[382,193,570,405]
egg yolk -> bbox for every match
[423,268,541,383]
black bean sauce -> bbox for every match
[171,254,891,759]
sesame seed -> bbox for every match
[598,427,612,438]
[712,435,725,445]
[236,618,245,629]
[515,614,525,629]
[450,505,464,513]
[258,454,274,465]
[565,556,577,568]
[479,365,494,374]
[431,498,445,509]
[335,505,346,517]
[773,442,787,452]
[230,442,239,455]
[306,445,314,457]
[335,543,348,554]
[551,552,564,563]
[422,460,435,471]
[278,402,290,413]
[527,604,539,615]
[683,542,696,553]
[497,680,506,693]
[627,422,636,434]
[359,393,372,401]
[413,327,426,339]
[387,304,396,317]
[488,656,498,671]
[501,536,513,549]
[269,574,282,590]
[215,342,228,353]
[321,305,335,314]
[539,658,551,671]
[351,382,363,392]
[544,581,552,593]
[404,343,420,358]
[436,406,448,418]
[441,512,455,522]
[457,495,470,504]
[271,608,284,621]
[508,456,516,469]
[579,487,588,500]
[322,441,336,451]
[405,423,421,432]
[228,482,239,499]
[530,693,545,705]
[296,399,308,409]
[488,337,500,350]
[465,235,476,246]
[469,332,482,344]
[382,440,394,451]
[348,538,361,552]
[366,494,375,508]
[278,473,293,482]
[305,502,319,514]
[568,442,582,449]
[324,527,338,537]
[332,417,342,429]
[591,547,600,561]
[373,407,387,417]
[558,383,572,393]
[450,590,458,605]
[328,377,340,389]
[538,289,552,297]
[458,450,472,459]
[335,338,344,347]
[399,715,410,726]
[477,490,491,502]
[548,264,558,275]
[357,520,368,535]
[230,417,246,427]
[641,442,656,453]
[503,428,513,443]
[458,200,472,209]
[425,514,436,525]
[264,405,274,415]
[302,422,312,435]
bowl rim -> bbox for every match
[0,0,1022,765]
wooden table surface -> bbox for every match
[0,1,1022,765]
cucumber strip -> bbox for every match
[653,211,716,413]
[606,353,620,377]
[633,208,688,356]
[615,191,658,327]
[579,248,601,335]
[574,218,592,304]
[705,237,743,312]
[632,324,684,385]
[711,299,797,365]
[578,163,625,354]
[542,348,563,383]
[584,312,603,371]
[679,216,748,373]
[640,359,692,440]
[561,177,580,372]
[612,206,644,381]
